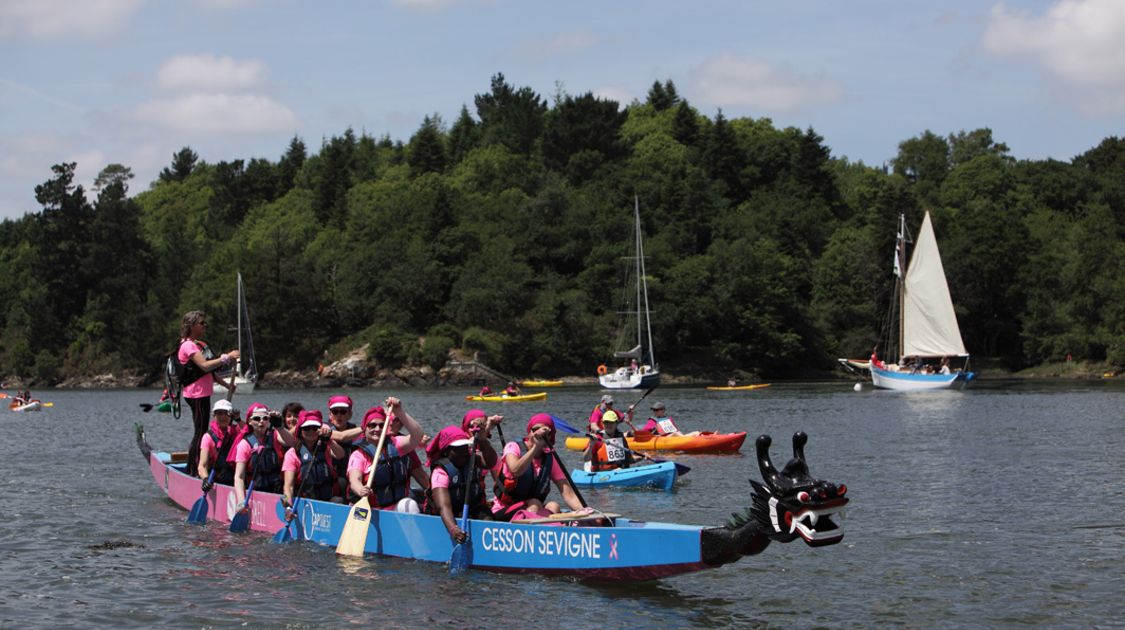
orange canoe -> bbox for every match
[565,431,746,454]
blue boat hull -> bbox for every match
[870,365,974,391]
[570,461,678,491]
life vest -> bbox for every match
[329,422,358,474]
[358,440,412,508]
[243,431,284,493]
[651,416,679,435]
[498,443,553,505]
[207,426,237,485]
[296,442,335,501]
[175,339,214,388]
[590,435,630,472]
[425,457,485,515]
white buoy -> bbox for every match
[853,382,862,392]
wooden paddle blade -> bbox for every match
[186,496,209,525]
[336,497,374,557]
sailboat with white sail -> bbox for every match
[867,211,974,390]
[217,272,258,394]
[599,198,660,390]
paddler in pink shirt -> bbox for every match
[280,410,344,515]
[491,413,586,522]
[640,401,699,437]
[197,399,238,492]
[424,426,494,543]
[231,403,296,509]
[345,398,425,513]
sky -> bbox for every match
[2,0,1124,220]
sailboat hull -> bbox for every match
[870,365,964,391]
[599,367,660,390]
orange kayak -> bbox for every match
[565,431,746,454]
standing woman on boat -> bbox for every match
[178,310,240,477]
[492,413,587,521]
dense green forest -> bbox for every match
[1,75,1123,385]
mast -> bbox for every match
[636,197,656,369]
[897,214,906,363]
[236,272,244,378]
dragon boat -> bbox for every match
[464,392,548,403]
[566,431,747,454]
[135,425,847,581]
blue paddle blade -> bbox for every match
[229,510,250,533]
[549,415,580,434]
[271,518,298,544]
[186,495,209,525]
[449,540,472,575]
[673,462,691,476]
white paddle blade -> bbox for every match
[335,497,374,557]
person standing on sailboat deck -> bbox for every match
[940,356,951,374]
[178,310,240,478]
[589,395,615,432]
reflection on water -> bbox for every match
[1,382,1123,627]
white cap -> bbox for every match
[299,418,323,429]
[449,437,473,447]
[213,399,233,413]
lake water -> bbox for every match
[1,381,1123,628]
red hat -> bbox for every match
[462,409,487,432]
[362,406,387,429]
[328,395,353,410]
[298,409,323,428]
[246,402,270,419]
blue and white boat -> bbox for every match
[866,211,974,391]
[136,425,848,582]
[570,461,679,491]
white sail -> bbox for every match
[902,211,966,358]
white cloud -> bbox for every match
[0,0,143,40]
[157,54,268,92]
[132,94,298,134]
[692,54,842,112]
[592,86,633,106]
[984,0,1125,112]
[391,0,465,10]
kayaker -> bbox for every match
[582,410,639,472]
[424,426,493,543]
[641,402,700,437]
[503,382,521,397]
[727,378,737,387]
[589,395,615,432]
[281,410,344,512]
[491,413,587,521]
[326,394,359,496]
[345,398,425,513]
[178,310,240,477]
[197,399,238,489]
[231,403,296,508]
[478,385,492,396]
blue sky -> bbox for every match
[2,0,1124,220]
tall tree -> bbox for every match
[408,114,448,176]
[474,73,547,156]
[159,146,199,183]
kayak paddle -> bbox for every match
[270,439,325,544]
[186,470,216,525]
[337,416,390,557]
[139,403,154,412]
[449,436,478,575]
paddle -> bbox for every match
[336,414,391,557]
[229,451,259,533]
[270,439,325,544]
[449,436,478,575]
[621,385,659,433]
[551,448,588,509]
[186,470,216,525]
[139,403,154,412]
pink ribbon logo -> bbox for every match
[609,533,619,560]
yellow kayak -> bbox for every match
[705,383,771,391]
[464,392,548,402]
[520,379,564,387]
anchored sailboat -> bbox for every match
[217,272,258,394]
[867,211,974,390]
[599,198,660,390]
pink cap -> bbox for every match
[298,409,324,428]
[328,395,353,410]
[362,406,387,429]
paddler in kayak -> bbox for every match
[424,426,495,543]
[641,402,700,437]
[345,398,426,513]
[280,410,344,514]
[582,410,640,472]
[491,413,588,521]
[589,394,615,432]
[502,381,521,397]
[197,399,238,492]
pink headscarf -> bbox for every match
[462,409,487,432]
[526,413,556,446]
[425,426,474,467]
[362,406,387,429]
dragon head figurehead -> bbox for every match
[701,432,848,566]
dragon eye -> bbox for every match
[837,484,847,496]
[797,491,811,503]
